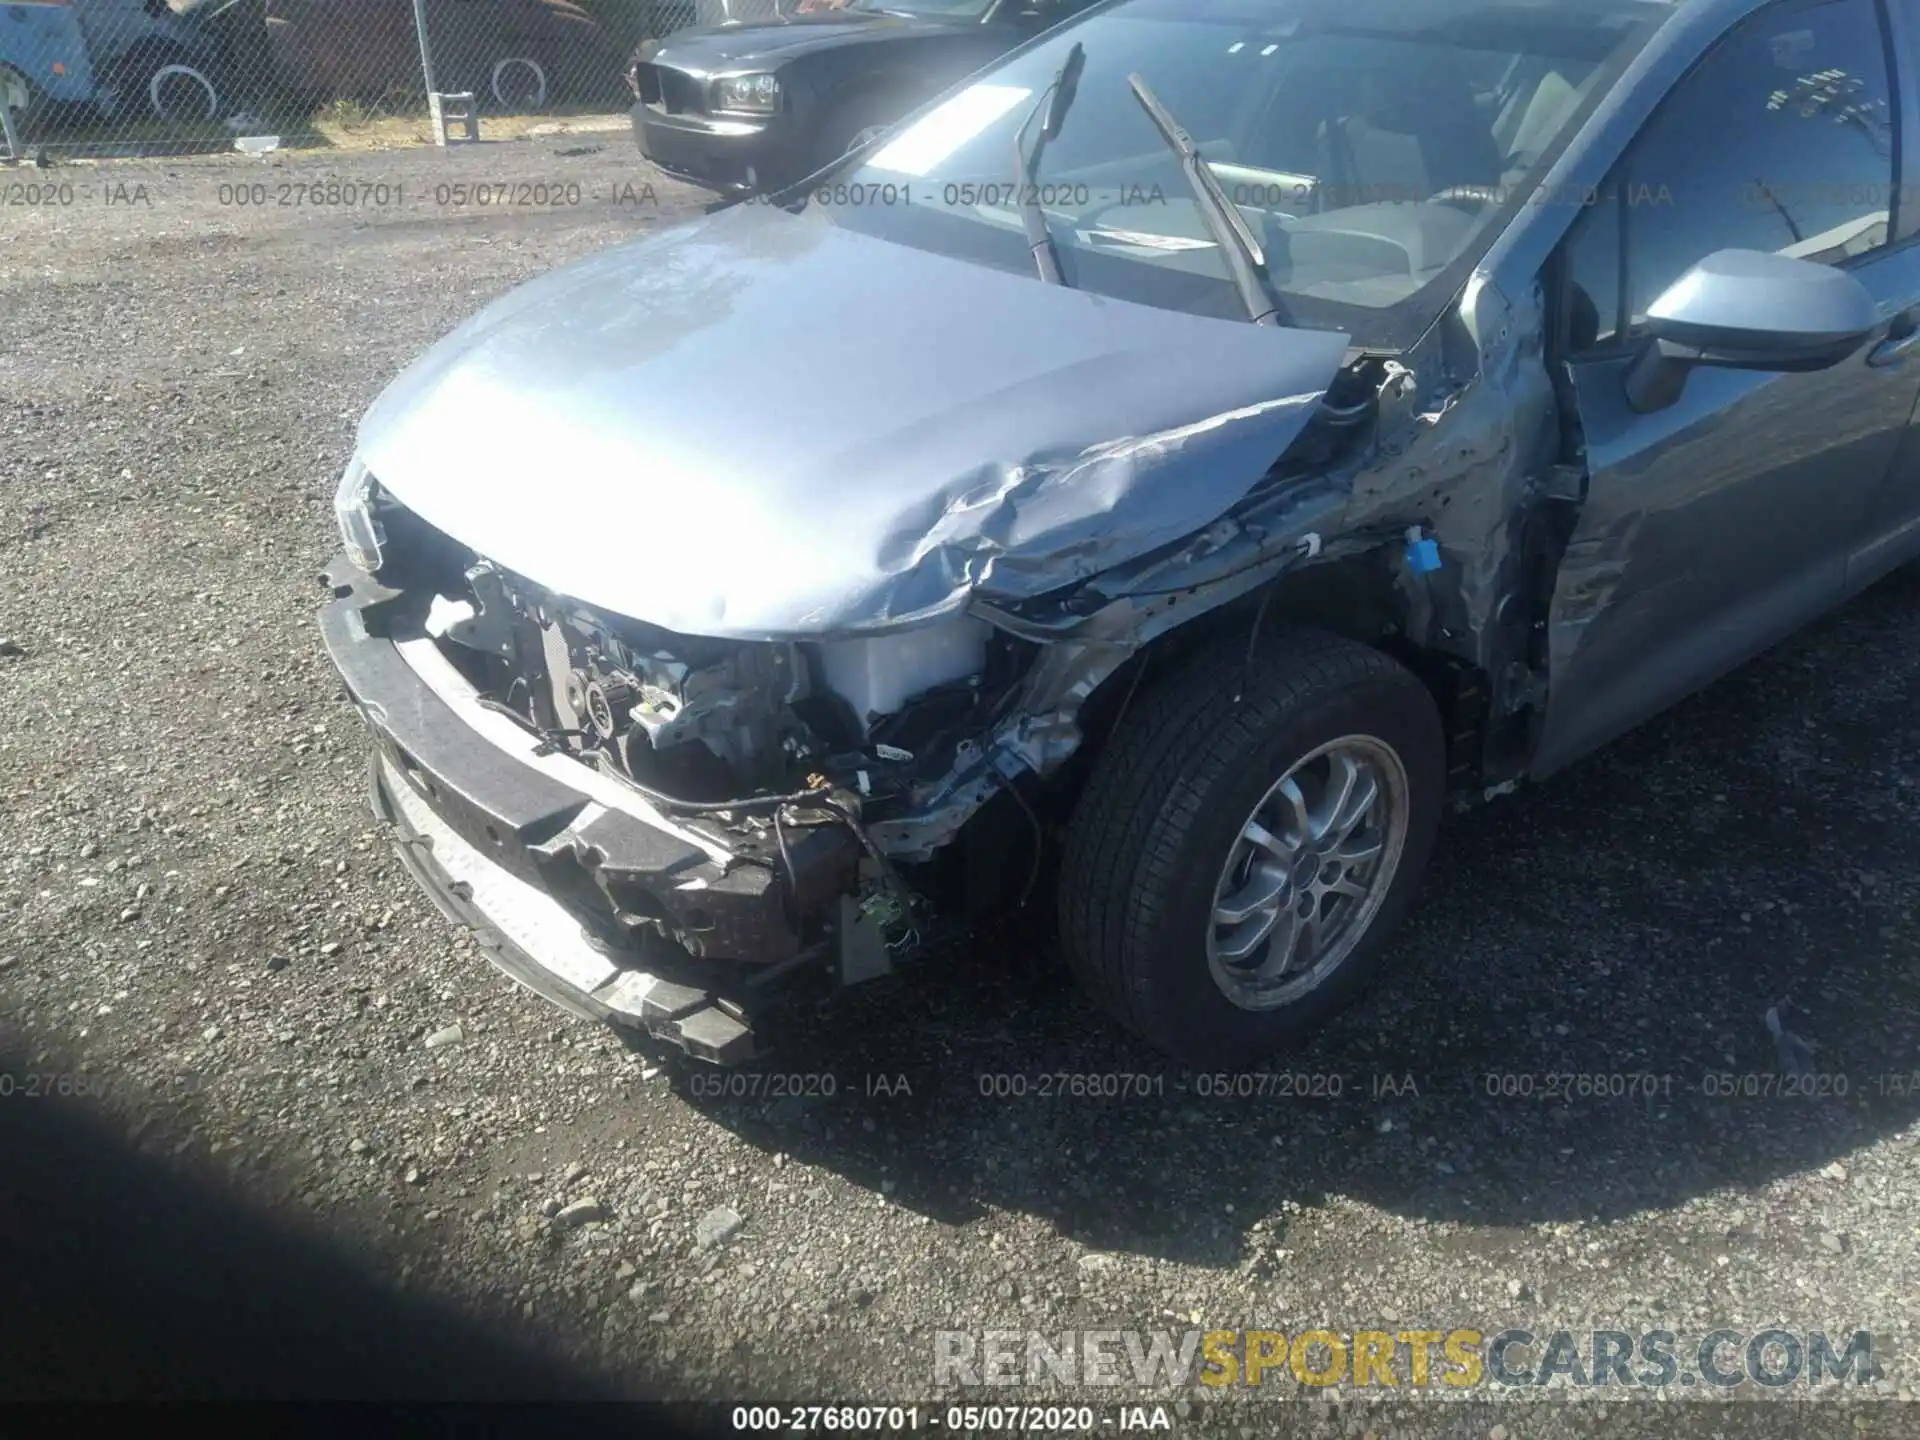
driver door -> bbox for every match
[1531,0,1920,777]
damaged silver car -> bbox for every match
[322,0,1920,1065]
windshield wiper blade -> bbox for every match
[1126,71,1289,327]
[1013,40,1085,286]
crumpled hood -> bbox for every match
[357,203,1353,639]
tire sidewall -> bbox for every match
[491,56,549,111]
[148,62,220,124]
[1130,666,1445,1066]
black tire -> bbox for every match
[1058,627,1445,1067]
[114,44,222,124]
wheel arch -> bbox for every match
[106,35,203,82]
[1058,553,1498,807]
[812,66,922,134]
[1052,601,1450,1063]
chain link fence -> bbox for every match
[0,0,757,160]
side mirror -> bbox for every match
[1623,249,1880,413]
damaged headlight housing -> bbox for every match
[711,72,780,115]
[333,458,386,574]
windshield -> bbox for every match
[809,0,1667,343]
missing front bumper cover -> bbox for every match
[321,554,878,1064]
[372,750,756,1064]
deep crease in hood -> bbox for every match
[356,203,1353,640]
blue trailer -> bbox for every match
[2,0,228,132]
[1,0,108,124]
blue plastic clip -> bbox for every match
[1404,525,1442,575]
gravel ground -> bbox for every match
[3,137,1920,1435]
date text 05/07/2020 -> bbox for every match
[728,1404,1173,1432]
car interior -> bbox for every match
[977,39,1608,308]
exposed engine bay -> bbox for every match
[420,553,1026,830]
[368,488,1068,991]
[534,601,813,797]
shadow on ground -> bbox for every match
[0,1058,671,1410]
[672,566,1920,1266]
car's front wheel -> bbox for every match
[1059,628,1444,1067]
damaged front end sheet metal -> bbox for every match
[344,204,1376,851]
[335,194,1582,1056]
[352,203,1356,639]
[880,273,1570,857]
[320,561,810,1063]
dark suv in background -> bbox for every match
[628,0,1095,192]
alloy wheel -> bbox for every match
[1206,734,1410,1010]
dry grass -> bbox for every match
[309,107,630,151]
[29,103,630,158]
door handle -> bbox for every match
[1869,316,1920,367]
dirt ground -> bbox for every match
[3,136,1920,1434]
